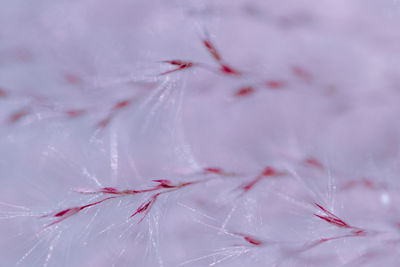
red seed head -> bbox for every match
[235,86,254,97]
[203,39,222,61]
[305,157,324,170]
[352,230,367,236]
[101,187,119,194]
[165,60,186,66]
[131,193,161,221]
[265,80,285,89]
[244,236,263,246]
[160,62,194,75]
[152,179,173,188]
[262,167,276,176]
[220,64,241,75]
[313,203,352,229]
[54,208,72,217]
[314,214,350,228]
[162,60,194,67]
[114,99,132,110]
[204,168,223,174]
[0,88,7,97]
[136,201,151,214]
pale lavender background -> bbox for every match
[1,0,400,266]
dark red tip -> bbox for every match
[152,179,173,188]
[262,167,276,176]
[102,187,119,194]
[220,64,241,75]
[203,40,222,62]
[244,236,263,246]
[9,110,29,124]
[114,100,132,110]
[305,157,324,170]
[352,230,367,236]
[160,62,194,75]
[163,60,192,66]
[204,168,223,174]
[54,209,71,217]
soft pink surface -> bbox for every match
[1,0,400,266]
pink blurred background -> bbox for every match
[1,0,400,266]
